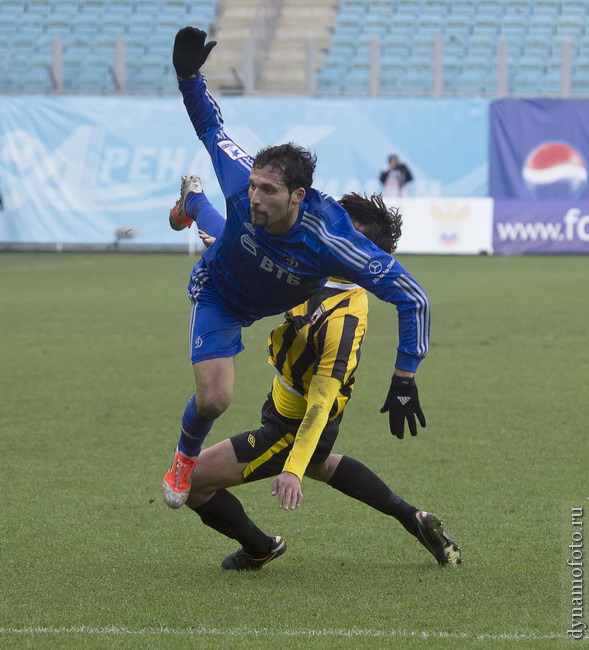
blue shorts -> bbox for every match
[187,261,253,364]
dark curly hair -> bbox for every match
[338,192,402,254]
[253,143,317,193]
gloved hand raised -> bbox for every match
[173,27,217,80]
[380,374,426,439]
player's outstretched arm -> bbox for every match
[174,29,254,200]
[173,26,216,80]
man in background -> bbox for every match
[380,154,413,198]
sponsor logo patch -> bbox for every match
[285,256,299,269]
[309,304,325,326]
[218,140,249,161]
[368,260,382,274]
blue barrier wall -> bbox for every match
[0,95,489,246]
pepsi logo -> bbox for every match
[522,141,588,199]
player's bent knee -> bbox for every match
[194,396,230,420]
[305,454,342,482]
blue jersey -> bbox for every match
[179,76,430,372]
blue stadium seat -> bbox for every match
[337,4,365,24]
[382,34,410,57]
[147,33,174,56]
[445,14,472,39]
[443,37,466,62]
[27,0,51,14]
[135,0,159,13]
[442,58,462,87]
[477,0,502,15]
[154,16,187,34]
[556,15,584,39]
[511,57,545,94]
[344,70,370,92]
[532,0,559,14]
[472,15,499,37]
[102,15,127,35]
[450,0,475,13]
[423,0,449,14]
[93,35,119,57]
[339,0,368,11]
[417,14,444,36]
[389,12,418,36]
[64,38,93,61]
[395,0,420,13]
[500,16,527,39]
[22,61,54,91]
[380,57,405,91]
[162,0,190,11]
[81,0,107,13]
[370,0,395,10]
[50,1,78,15]
[561,0,588,15]
[0,0,24,15]
[362,16,389,37]
[74,15,102,35]
[334,14,363,36]
[401,61,432,92]
[0,16,17,34]
[315,66,346,92]
[106,0,134,13]
[127,14,156,35]
[528,15,555,37]
[572,62,589,93]
[124,39,147,56]
[412,35,436,58]
[45,13,72,35]
[523,35,551,61]
[455,72,485,94]
[504,0,532,16]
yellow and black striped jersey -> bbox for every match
[268,278,368,421]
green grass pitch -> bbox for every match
[1,252,587,649]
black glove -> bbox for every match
[380,375,426,439]
[173,27,217,80]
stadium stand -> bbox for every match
[316,0,589,96]
[0,0,217,92]
[0,0,588,96]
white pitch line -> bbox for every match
[0,625,572,642]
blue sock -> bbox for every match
[185,191,225,238]
[178,395,214,457]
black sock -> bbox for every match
[188,489,273,558]
[327,456,419,536]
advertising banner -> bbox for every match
[391,198,493,255]
[0,95,488,246]
[489,98,589,201]
[489,99,589,254]
[493,200,589,254]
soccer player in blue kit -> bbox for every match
[162,27,429,509]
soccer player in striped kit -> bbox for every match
[163,28,430,511]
